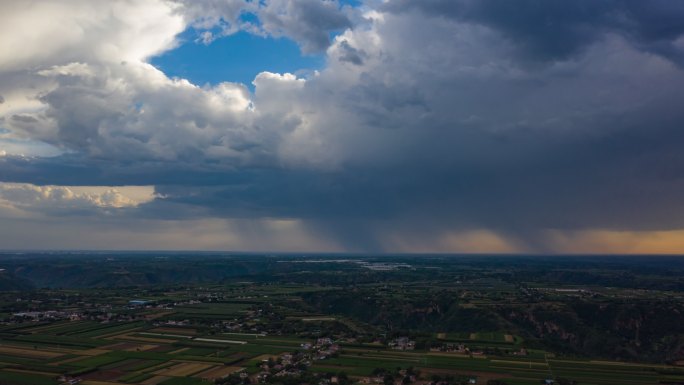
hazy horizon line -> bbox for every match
[1,249,684,258]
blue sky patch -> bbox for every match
[151,29,325,89]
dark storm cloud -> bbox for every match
[4,0,684,251]
[5,58,684,244]
[0,155,251,186]
[384,0,684,63]
[258,0,352,53]
[142,80,684,238]
[13,95,683,233]
[5,110,684,251]
[158,128,684,234]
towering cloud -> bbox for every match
[1,0,684,252]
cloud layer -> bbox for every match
[2,0,684,252]
[0,183,154,211]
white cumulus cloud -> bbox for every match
[0,183,154,211]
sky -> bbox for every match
[2,0,684,254]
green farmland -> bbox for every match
[1,254,684,384]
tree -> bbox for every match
[384,374,395,385]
